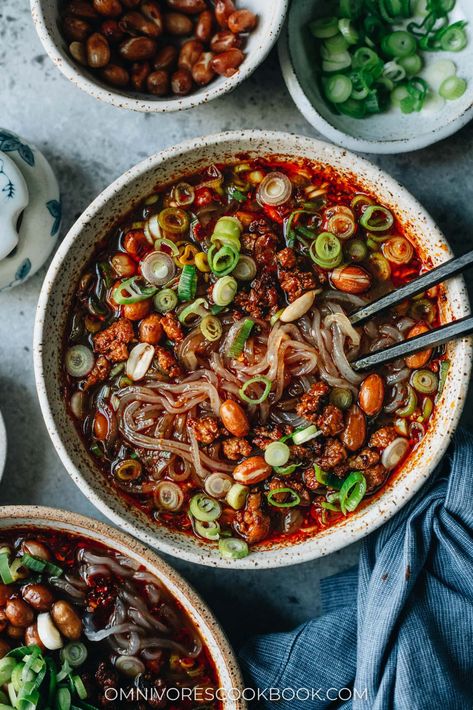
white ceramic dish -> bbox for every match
[0,505,245,708]
[279,0,473,154]
[0,410,6,483]
[34,130,472,569]
[30,0,288,113]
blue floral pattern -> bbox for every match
[0,130,35,167]
[0,159,14,199]
[46,199,62,236]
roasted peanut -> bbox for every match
[0,584,11,607]
[214,0,236,28]
[66,0,99,19]
[146,69,170,95]
[233,456,271,485]
[166,0,207,13]
[25,624,45,650]
[131,61,151,90]
[94,412,109,440]
[21,540,52,562]
[51,600,82,640]
[5,599,34,628]
[211,48,244,77]
[119,10,161,37]
[22,584,55,612]
[101,63,130,86]
[0,639,10,658]
[140,1,164,33]
[123,299,152,320]
[62,16,91,41]
[220,399,250,437]
[119,36,157,61]
[171,68,193,95]
[69,41,87,65]
[111,252,137,277]
[139,314,163,344]
[0,610,7,633]
[359,374,385,417]
[6,625,24,640]
[192,51,215,85]
[210,30,241,53]
[100,18,125,42]
[153,45,178,70]
[164,11,193,35]
[87,32,111,67]
[330,265,372,294]
[341,404,367,452]
[195,10,213,43]
[178,40,204,70]
[405,322,432,369]
[93,0,122,16]
[228,9,257,33]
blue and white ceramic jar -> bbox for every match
[0,128,61,291]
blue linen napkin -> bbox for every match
[239,429,473,709]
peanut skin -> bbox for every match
[220,399,250,437]
[51,600,82,640]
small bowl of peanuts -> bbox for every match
[31,0,289,112]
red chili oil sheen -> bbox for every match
[0,529,220,709]
[63,157,442,551]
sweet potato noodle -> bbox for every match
[64,157,448,560]
[0,530,219,708]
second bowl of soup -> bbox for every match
[34,130,471,568]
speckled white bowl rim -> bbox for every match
[34,129,472,569]
[30,0,289,113]
[0,411,6,483]
[0,505,245,708]
[278,15,473,155]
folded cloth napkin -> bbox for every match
[239,428,473,709]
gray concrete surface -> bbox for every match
[0,2,472,650]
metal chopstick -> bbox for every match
[349,249,473,326]
[351,315,473,372]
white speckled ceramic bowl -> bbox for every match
[30,0,288,113]
[34,130,472,569]
[279,0,473,154]
[0,411,6,483]
[0,505,245,707]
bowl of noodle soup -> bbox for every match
[34,130,471,568]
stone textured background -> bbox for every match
[0,2,472,649]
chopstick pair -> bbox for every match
[347,250,473,372]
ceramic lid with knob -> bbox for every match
[0,128,62,291]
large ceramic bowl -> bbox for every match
[34,130,472,569]
[0,505,244,708]
[0,410,6,483]
[30,0,288,113]
[279,0,473,154]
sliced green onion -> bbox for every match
[60,643,88,669]
[211,216,242,249]
[329,387,353,410]
[154,238,180,256]
[322,33,349,54]
[227,186,248,203]
[352,47,383,75]
[338,97,367,118]
[400,78,428,113]
[410,369,438,394]
[310,16,339,38]
[391,84,410,106]
[0,658,16,686]
[113,276,157,305]
[264,442,290,468]
[436,360,450,401]
[346,239,368,262]
[359,205,393,232]
[292,425,320,445]
[322,53,352,73]
[439,76,467,100]
[0,553,12,585]
[439,22,468,52]
[339,0,363,19]
[141,251,176,286]
[267,488,301,508]
[218,537,249,560]
[178,297,208,325]
[189,493,221,522]
[383,60,406,83]
[397,384,418,417]
[339,471,366,515]
[399,53,423,76]
[154,481,184,512]
[195,520,221,541]
[232,255,257,281]
[423,59,456,91]
[200,315,222,342]
[382,30,417,58]
[177,264,197,302]
[327,212,356,240]
[309,232,342,269]
[213,276,238,306]
[314,464,343,490]
[158,207,190,235]
[239,376,272,405]
[422,396,433,420]
[208,245,240,277]
[65,345,94,379]
[227,318,254,358]
[72,675,88,700]
[56,686,71,710]
[324,74,353,103]
[21,554,46,573]
[338,18,359,44]
[256,172,292,207]
[274,463,300,475]
[154,288,178,313]
[225,483,249,510]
